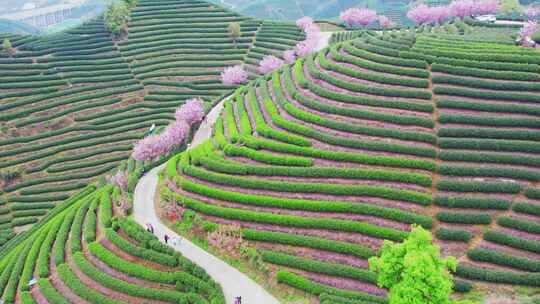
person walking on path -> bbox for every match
[164,234,169,244]
[235,296,241,304]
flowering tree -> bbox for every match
[520,20,538,40]
[132,100,204,160]
[159,121,189,153]
[378,15,394,28]
[340,8,378,27]
[258,55,284,74]
[283,50,296,64]
[472,0,498,15]
[526,6,540,20]
[369,225,457,304]
[132,135,166,161]
[295,38,318,57]
[110,170,128,191]
[407,4,432,24]
[430,6,451,24]
[296,16,314,31]
[292,16,321,58]
[175,98,205,125]
[221,65,248,85]
[450,0,474,19]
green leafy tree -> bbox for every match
[123,0,138,9]
[499,0,522,13]
[105,2,130,37]
[228,22,241,46]
[369,225,457,304]
[3,38,12,51]
[3,38,14,57]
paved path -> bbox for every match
[494,20,526,26]
[316,32,333,51]
[133,33,331,303]
[133,98,280,304]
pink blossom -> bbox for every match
[296,16,314,31]
[472,0,498,15]
[295,37,318,57]
[110,170,128,191]
[304,23,321,36]
[378,15,394,28]
[132,100,202,161]
[340,8,378,27]
[407,4,432,24]
[291,16,321,58]
[221,65,248,85]
[450,0,474,19]
[175,97,205,125]
[258,55,284,74]
[430,6,451,24]
[526,7,540,20]
[283,50,296,64]
[520,20,538,38]
[159,121,189,154]
[132,135,167,161]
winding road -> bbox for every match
[133,98,280,304]
[133,33,334,304]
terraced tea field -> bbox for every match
[0,182,225,303]
[0,0,305,246]
[164,29,540,301]
[1,0,540,302]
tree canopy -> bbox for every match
[105,2,130,36]
[369,225,458,304]
[499,0,522,13]
[228,22,241,43]
[2,38,12,51]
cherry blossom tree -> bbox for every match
[520,20,538,38]
[132,135,166,161]
[407,4,432,24]
[450,0,474,19]
[378,15,394,28]
[430,6,451,24]
[159,121,189,154]
[340,8,378,27]
[296,16,314,31]
[132,100,205,161]
[110,170,128,191]
[259,55,284,74]
[221,65,248,85]
[526,6,540,20]
[292,16,321,58]
[175,97,205,125]
[283,50,296,64]
[295,38,318,57]
[472,0,499,15]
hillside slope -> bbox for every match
[0,182,225,303]
[162,28,540,301]
[0,0,304,246]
